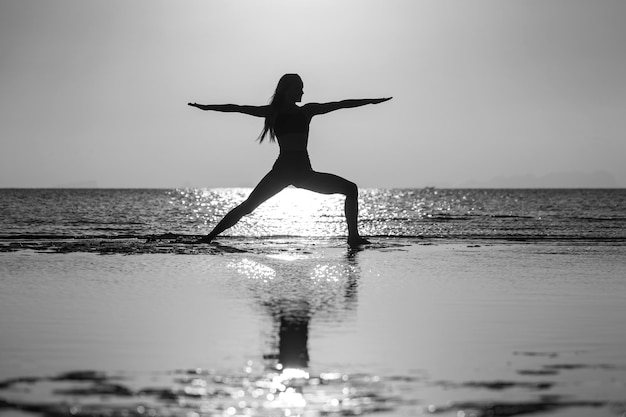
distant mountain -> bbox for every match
[53,180,100,188]
[461,170,620,188]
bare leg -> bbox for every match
[293,172,370,246]
[200,172,288,243]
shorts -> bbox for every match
[271,151,313,179]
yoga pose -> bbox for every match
[188,73,391,246]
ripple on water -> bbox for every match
[1,363,624,417]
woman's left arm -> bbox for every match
[305,97,392,116]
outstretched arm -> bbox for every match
[188,103,268,118]
[306,97,392,116]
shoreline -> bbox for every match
[1,235,625,256]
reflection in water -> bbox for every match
[274,304,310,368]
[171,246,408,417]
[220,248,390,416]
[258,249,360,372]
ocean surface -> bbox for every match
[1,188,625,242]
[1,188,626,416]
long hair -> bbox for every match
[258,74,303,143]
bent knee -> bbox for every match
[344,181,358,197]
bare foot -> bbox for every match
[197,235,214,244]
[348,236,371,247]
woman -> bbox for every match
[188,73,391,246]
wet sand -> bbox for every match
[1,239,625,416]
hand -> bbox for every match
[188,103,209,110]
[372,97,392,104]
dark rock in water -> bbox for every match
[517,368,560,376]
[53,370,108,382]
[446,398,606,417]
[461,380,554,391]
[0,376,40,389]
[513,351,559,358]
[138,387,179,400]
[437,379,554,391]
[54,383,133,397]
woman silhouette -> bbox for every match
[188,74,391,246]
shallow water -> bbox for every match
[1,239,625,416]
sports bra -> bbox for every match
[274,110,309,136]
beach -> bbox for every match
[3,0,626,414]
[1,237,625,416]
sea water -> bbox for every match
[1,188,625,241]
[1,188,625,416]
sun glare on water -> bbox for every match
[171,187,346,237]
[251,187,345,237]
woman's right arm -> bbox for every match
[187,103,268,118]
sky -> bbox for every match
[1,0,625,188]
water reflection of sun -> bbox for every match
[171,187,346,237]
[253,187,344,237]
